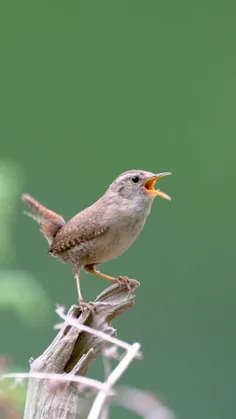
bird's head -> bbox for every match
[106,170,171,204]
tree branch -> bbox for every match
[22,279,140,419]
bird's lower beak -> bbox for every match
[143,172,171,200]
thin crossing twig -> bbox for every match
[87,343,141,419]
[1,372,110,393]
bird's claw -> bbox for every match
[78,299,95,312]
[117,276,132,293]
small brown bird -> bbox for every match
[22,170,171,306]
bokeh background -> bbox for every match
[0,0,236,418]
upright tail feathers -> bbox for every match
[22,193,66,245]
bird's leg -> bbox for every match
[72,267,94,310]
[84,264,131,292]
[75,272,83,303]
[84,264,116,282]
[117,276,131,292]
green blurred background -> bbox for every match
[0,0,236,418]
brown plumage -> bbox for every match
[22,194,65,244]
[22,170,171,305]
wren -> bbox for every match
[22,170,171,306]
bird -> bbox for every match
[22,170,171,307]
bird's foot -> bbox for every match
[117,276,132,293]
[78,299,95,312]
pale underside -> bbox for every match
[48,200,147,270]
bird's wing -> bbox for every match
[48,209,109,254]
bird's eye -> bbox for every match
[132,176,139,183]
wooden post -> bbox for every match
[23,279,140,419]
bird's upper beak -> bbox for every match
[143,172,171,200]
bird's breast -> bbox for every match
[98,215,146,262]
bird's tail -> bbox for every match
[22,193,66,245]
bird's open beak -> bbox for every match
[143,172,172,200]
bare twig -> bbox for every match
[102,348,113,379]
[87,343,141,419]
[100,350,112,419]
[112,387,176,419]
[1,372,110,393]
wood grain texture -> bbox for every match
[23,278,140,419]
